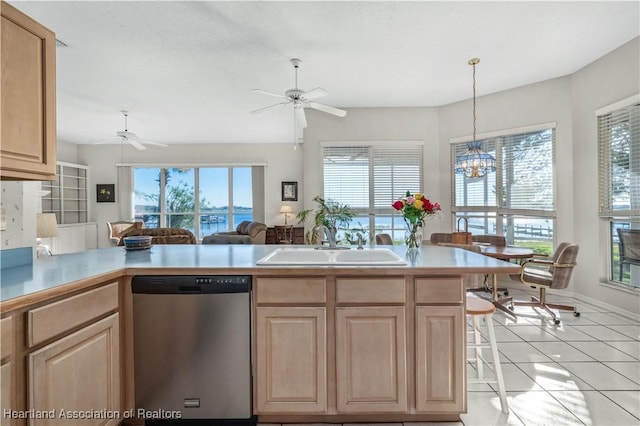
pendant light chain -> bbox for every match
[472,61,476,142]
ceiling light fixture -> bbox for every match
[454,58,496,179]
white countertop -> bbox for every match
[0,244,521,305]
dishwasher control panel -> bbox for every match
[132,275,251,294]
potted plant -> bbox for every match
[296,196,356,244]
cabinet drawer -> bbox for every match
[415,278,463,304]
[28,282,118,347]
[255,278,326,304]
[336,278,405,304]
[0,316,12,359]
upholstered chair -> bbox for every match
[509,242,580,324]
[117,227,196,245]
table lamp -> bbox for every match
[36,213,58,257]
[280,205,293,225]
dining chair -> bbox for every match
[616,228,640,281]
[375,233,393,245]
[472,234,506,246]
[429,232,452,244]
[508,242,580,324]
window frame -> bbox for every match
[450,123,557,254]
[131,165,257,240]
[597,94,640,288]
[320,141,425,243]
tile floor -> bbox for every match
[259,288,640,426]
[463,287,639,426]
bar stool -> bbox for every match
[466,294,509,414]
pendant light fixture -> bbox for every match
[454,58,496,179]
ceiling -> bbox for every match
[9,1,640,146]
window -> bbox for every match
[598,96,639,288]
[133,166,257,239]
[322,143,423,243]
[451,127,556,255]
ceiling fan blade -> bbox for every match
[250,101,292,114]
[127,137,147,151]
[92,138,120,145]
[141,140,169,148]
[251,89,288,99]
[301,87,327,100]
[296,106,308,129]
[307,102,347,118]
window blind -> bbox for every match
[451,128,555,217]
[323,144,423,211]
[598,102,640,219]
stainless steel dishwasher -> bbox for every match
[132,275,255,425]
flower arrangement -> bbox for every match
[392,191,441,248]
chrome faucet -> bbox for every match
[320,225,338,248]
[356,232,365,250]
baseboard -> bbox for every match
[498,280,640,322]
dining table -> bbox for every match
[477,244,535,317]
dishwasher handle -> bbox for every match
[131,275,251,294]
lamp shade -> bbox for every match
[280,205,293,214]
[37,213,59,238]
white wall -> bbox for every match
[77,142,303,247]
[302,107,445,232]
[571,37,640,314]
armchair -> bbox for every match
[616,228,640,281]
[202,221,267,245]
[107,220,143,245]
[509,242,580,324]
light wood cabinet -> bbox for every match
[414,277,465,413]
[1,316,14,426]
[335,306,407,413]
[29,314,120,426]
[1,1,56,181]
[255,307,326,413]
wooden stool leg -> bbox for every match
[485,316,508,414]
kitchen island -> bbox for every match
[0,244,520,424]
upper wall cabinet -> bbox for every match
[1,1,56,181]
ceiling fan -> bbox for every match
[93,110,168,151]
[250,58,347,129]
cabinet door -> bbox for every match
[335,306,407,413]
[29,314,120,426]
[255,307,326,413]
[1,2,56,181]
[415,306,464,412]
[1,362,11,426]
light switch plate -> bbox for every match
[0,208,6,231]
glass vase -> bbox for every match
[404,223,423,250]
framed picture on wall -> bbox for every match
[96,184,115,203]
[281,181,298,201]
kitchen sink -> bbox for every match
[256,247,407,266]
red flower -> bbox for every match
[392,200,404,210]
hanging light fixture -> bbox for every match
[454,58,496,179]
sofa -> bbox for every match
[202,221,267,245]
[117,227,197,245]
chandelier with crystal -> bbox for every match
[454,58,496,179]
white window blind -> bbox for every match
[598,101,640,219]
[323,145,423,211]
[501,129,555,214]
[451,128,555,217]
